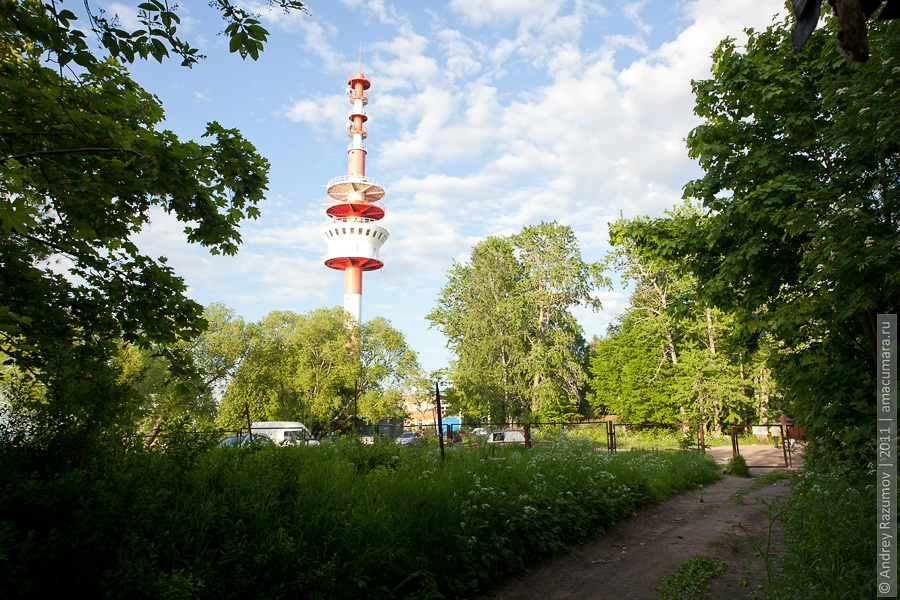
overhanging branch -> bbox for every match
[4,147,144,163]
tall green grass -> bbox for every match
[774,428,876,600]
[556,423,754,450]
[0,439,720,599]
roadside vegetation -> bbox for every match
[724,455,751,478]
[655,555,724,600]
[773,429,876,600]
[0,439,720,599]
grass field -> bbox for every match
[0,438,721,599]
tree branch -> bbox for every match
[5,147,144,163]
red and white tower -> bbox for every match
[321,70,388,324]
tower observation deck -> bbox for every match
[320,71,388,324]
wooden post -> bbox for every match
[731,426,739,459]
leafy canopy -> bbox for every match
[615,15,900,429]
[0,1,306,460]
[0,1,307,367]
[218,309,420,433]
[428,222,604,422]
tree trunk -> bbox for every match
[666,328,678,365]
[705,308,716,355]
[144,414,164,448]
[859,309,877,360]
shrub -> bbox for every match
[724,454,750,477]
[774,428,875,600]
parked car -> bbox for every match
[219,432,275,447]
[395,431,425,446]
[459,429,549,448]
[486,429,532,445]
[250,421,319,446]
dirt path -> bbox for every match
[472,470,792,600]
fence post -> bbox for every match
[435,382,445,460]
[523,423,532,449]
[780,424,790,468]
[730,425,739,459]
[698,423,705,452]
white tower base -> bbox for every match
[344,293,362,325]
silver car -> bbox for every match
[219,432,274,447]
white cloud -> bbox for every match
[336,0,405,26]
[437,29,484,82]
[103,2,142,30]
[623,1,652,35]
[135,209,332,311]
[371,26,441,92]
[283,93,348,134]
[449,0,567,29]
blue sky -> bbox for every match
[102,0,788,374]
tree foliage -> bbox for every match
[114,302,250,441]
[589,218,776,431]
[217,309,419,434]
[428,222,604,422]
[614,15,900,430]
[0,1,306,458]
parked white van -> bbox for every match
[250,421,319,446]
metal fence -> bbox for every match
[726,424,802,468]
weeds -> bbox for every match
[655,555,724,600]
[775,437,875,600]
[737,428,876,600]
[734,500,784,600]
[724,454,751,477]
[0,438,721,599]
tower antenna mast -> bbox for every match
[320,58,388,325]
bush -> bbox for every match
[724,454,750,477]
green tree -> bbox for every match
[428,236,527,422]
[516,223,602,419]
[616,15,900,429]
[353,316,421,426]
[588,314,680,423]
[115,303,250,444]
[591,214,773,430]
[218,309,418,434]
[428,222,603,422]
[0,1,305,457]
